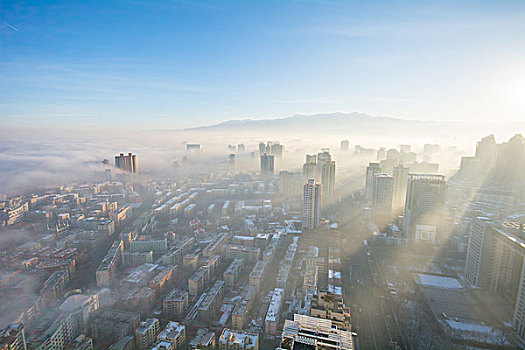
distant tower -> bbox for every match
[475,134,496,173]
[302,179,322,230]
[260,154,275,180]
[229,154,236,170]
[279,171,300,196]
[270,143,283,159]
[404,174,447,244]
[303,155,317,181]
[115,153,138,174]
[365,163,381,201]
[340,140,349,152]
[259,142,266,155]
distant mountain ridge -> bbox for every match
[183,112,436,134]
[176,112,523,142]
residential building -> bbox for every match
[404,174,447,244]
[218,329,258,350]
[302,179,322,231]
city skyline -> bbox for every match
[1,2,525,349]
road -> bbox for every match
[338,197,405,350]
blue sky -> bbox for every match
[1,0,525,128]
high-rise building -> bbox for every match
[0,324,27,350]
[303,155,317,181]
[279,171,301,196]
[115,153,138,173]
[404,174,447,244]
[317,151,335,197]
[228,154,236,170]
[260,154,275,180]
[237,143,246,152]
[464,219,525,345]
[398,144,411,153]
[302,179,322,231]
[377,147,386,161]
[475,134,496,170]
[270,143,283,158]
[340,140,349,152]
[392,162,409,214]
[259,142,266,155]
[186,144,202,153]
[372,174,393,227]
[365,163,381,201]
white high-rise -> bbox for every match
[365,163,381,201]
[302,179,322,231]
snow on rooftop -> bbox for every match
[413,273,462,289]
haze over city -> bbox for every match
[1,1,525,350]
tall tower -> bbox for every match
[475,134,496,171]
[115,153,138,174]
[303,155,318,181]
[365,163,381,201]
[372,174,394,228]
[270,143,283,159]
[317,151,335,198]
[340,140,349,152]
[404,174,447,244]
[260,154,275,180]
[392,162,409,214]
[229,154,236,170]
[464,217,492,287]
[302,179,322,231]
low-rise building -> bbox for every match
[157,322,185,350]
[135,318,160,350]
[223,258,245,288]
[249,260,268,293]
[218,329,258,350]
[163,289,189,320]
[265,288,284,335]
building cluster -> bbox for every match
[0,151,358,350]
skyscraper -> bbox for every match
[317,151,335,198]
[303,155,317,181]
[0,324,27,350]
[270,143,283,159]
[302,179,322,231]
[365,163,381,201]
[372,174,394,228]
[229,154,236,170]
[464,219,525,344]
[115,153,138,174]
[475,134,496,171]
[259,142,266,155]
[260,154,275,180]
[404,174,447,244]
[340,140,349,152]
[279,171,301,196]
[392,162,409,214]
